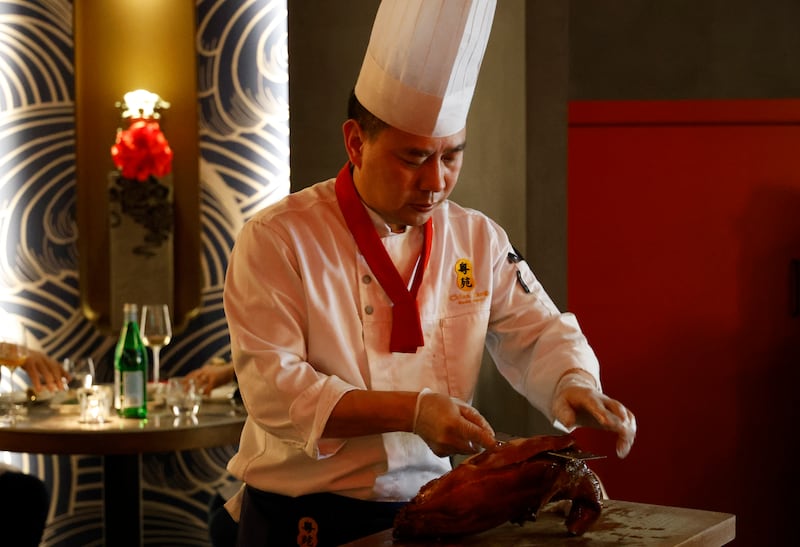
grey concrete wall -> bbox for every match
[287,0,377,188]
[569,0,800,100]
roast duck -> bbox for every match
[393,433,604,539]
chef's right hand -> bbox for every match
[551,371,637,459]
[412,390,496,457]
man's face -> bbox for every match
[345,121,466,231]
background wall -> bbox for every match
[569,0,800,100]
[0,0,288,544]
[569,98,800,547]
[568,0,800,545]
[566,1,800,546]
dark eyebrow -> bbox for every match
[405,142,467,158]
[447,142,467,154]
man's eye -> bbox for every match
[442,153,461,165]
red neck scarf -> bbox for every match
[335,163,432,353]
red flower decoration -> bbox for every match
[110,120,174,182]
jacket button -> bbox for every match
[364,305,374,315]
[362,275,372,284]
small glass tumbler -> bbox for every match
[165,377,202,418]
[78,385,112,424]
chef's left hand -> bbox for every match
[551,371,637,459]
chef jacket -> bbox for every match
[223,177,600,508]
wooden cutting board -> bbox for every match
[344,499,735,546]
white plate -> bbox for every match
[205,384,237,403]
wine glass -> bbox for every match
[140,304,172,385]
[63,357,95,389]
[0,313,29,425]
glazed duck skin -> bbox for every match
[393,434,603,539]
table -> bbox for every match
[345,499,736,546]
[0,397,245,547]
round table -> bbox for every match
[0,397,245,547]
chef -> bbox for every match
[222,1,637,545]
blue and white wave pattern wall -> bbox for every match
[0,0,289,544]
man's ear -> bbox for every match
[342,119,365,168]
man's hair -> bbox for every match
[347,89,388,141]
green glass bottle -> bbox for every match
[114,302,148,418]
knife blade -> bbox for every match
[547,448,607,461]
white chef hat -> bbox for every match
[354,0,497,137]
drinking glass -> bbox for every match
[0,314,29,425]
[140,304,172,385]
[165,377,202,420]
[78,384,113,424]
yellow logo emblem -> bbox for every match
[454,258,475,292]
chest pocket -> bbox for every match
[439,309,490,402]
[361,305,489,399]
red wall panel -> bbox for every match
[568,99,800,546]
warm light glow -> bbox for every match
[117,89,170,120]
[75,0,201,333]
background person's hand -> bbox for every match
[551,372,637,458]
[184,361,235,395]
[22,350,70,393]
[412,391,496,457]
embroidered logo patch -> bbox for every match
[454,258,475,291]
[296,516,318,546]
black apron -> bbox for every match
[237,485,406,546]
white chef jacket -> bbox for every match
[223,177,600,508]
